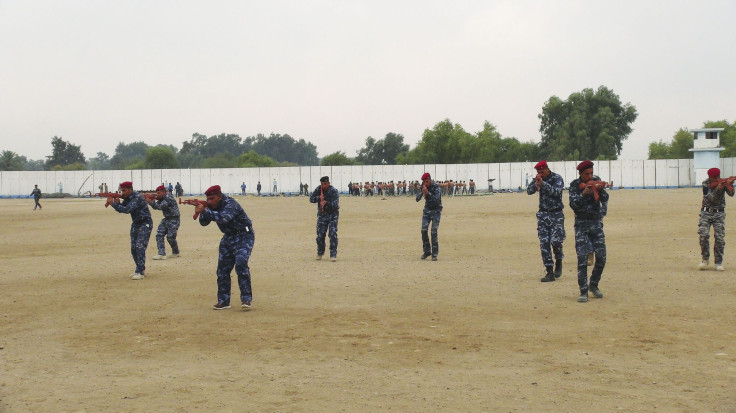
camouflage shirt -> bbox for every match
[569,176,609,220]
[310,185,340,214]
[198,195,253,236]
[526,172,564,212]
[111,191,152,225]
[149,193,180,218]
[416,180,443,211]
[701,179,735,209]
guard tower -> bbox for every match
[689,128,725,184]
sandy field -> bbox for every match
[1,189,734,412]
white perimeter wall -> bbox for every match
[3,158,731,197]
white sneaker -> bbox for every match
[715,264,725,271]
[152,255,167,260]
[168,253,180,258]
[330,257,337,262]
[698,260,709,270]
[130,273,145,280]
[316,255,323,260]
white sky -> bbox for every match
[1,0,734,161]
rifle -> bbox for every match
[578,180,613,202]
[709,176,736,192]
[319,186,325,213]
[178,197,208,220]
[142,193,157,202]
[94,192,121,208]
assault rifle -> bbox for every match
[179,197,208,219]
[578,180,613,202]
[709,176,736,192]
[94,192,121,207]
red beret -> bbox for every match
[205,185,222,196]
[577,160,594,171]
[156,185,165,191]
[119,181,133,189]
[421,173,431,180]
[534,160,548,170]
[708,168,720,178]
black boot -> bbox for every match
[540,269,555,282]
[554,260,562,278]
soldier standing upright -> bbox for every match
[310,176,340,261]
[416,172,443,261]
[569,160,609,302]
[698,167,734,271]
[109,181,153,280]
[195,185,255,310]
[30,185,42,210]
[148,184,181,260]
[526,161,566,282]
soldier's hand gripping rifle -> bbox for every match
[94,192,121,207]
[709,176,736,192]
[578,180,613,202]
[178,197,208,219]
[142,193,157,202]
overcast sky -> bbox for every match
[1,0,734,162]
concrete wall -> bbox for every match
[0,158,720,197]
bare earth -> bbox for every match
[1,189,734,412]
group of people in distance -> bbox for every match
[99,158,731,308]
[344,179,476,197]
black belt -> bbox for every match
[229,227,252,236]
[702,207,724,213]
[539,208,562,213]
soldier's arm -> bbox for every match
[526,180,537,195]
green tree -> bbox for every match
[144,147,179,169]
[53,162,86,171]
[538,86,638,160]
[321,151,354,166]
[356,133,409,165]
[45,136,85,170]
[400,119,474,164]
[111,141,149,169]
[647,140,672,159]
[87,152,112,170]
[250,133,319,165]
[0,150,25,170]
[201,152,238,168]
[237,150,278,167]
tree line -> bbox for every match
[4,85,719,171]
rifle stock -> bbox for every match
[709,176,736,191]
[178,197,208,219]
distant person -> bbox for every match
[195,185,255,310]
[168,182,173,193]
[303,183,308,197]
[310,176,340,261]
[273,179,278,193]
[108,181,153,280]
[569,160,609,303]
[257,181,262,196]
[30,185,42,210]
[241,182,246,195]
[526,161,565,282]
[148,184,181,260]
[698,167,734,271]
[416,172,442,261]
[175,182,183,197]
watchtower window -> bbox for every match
[706,132,718,139]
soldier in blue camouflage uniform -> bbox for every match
[698,167,734,271]
[416,172,442,261]
[195,185,255,310]
[526,161,566,282]
[109,181,153,280]
[310,176,340,261]
[148,184,181,260]
[569,160,609,303]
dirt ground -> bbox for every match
[1,189,734,412]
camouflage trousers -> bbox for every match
[130,219,153,274]
[536,211,565,270]
[421,209,442,256]
[216,232,255,305]
[574,219,606,293]
[156,217,180,256]
[316,212,339,258]
[698,211,726,264]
